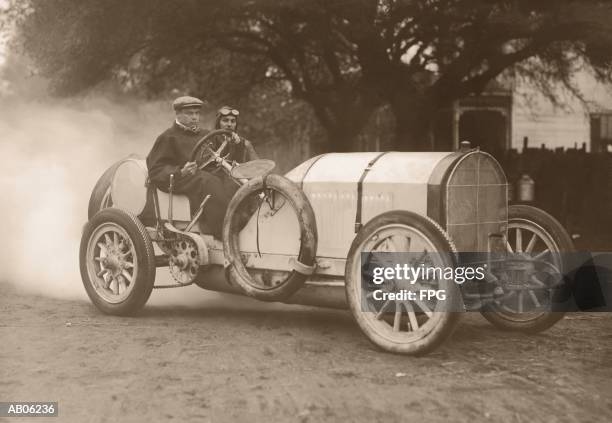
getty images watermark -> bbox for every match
[362,253,487,306]
[359,252,612,313]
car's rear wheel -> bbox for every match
[481,205,574,333]
[345,210,463,355]
[80,208,156,315]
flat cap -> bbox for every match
[173,96,205,111]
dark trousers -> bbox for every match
[172,170,232,238]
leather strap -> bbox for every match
[354,152,389,233]
[299,154,327,189]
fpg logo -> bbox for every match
[419,289,446,300]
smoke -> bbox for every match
[0,96,180,299]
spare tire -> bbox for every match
[222,174,317,301]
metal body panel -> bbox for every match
[237,193,302,256]
[287,153,379,258]
[360,152,452,228]
[156,191,191,222]
[111,158,149,216]
[283,152,453,258]
[236,150,506,270]
[111,158,191,222]
[184,151,507,307]
[197,265,348,309]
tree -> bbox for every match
[8,0,612,151]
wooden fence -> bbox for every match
[498,141,612,250]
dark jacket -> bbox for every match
[212,115,259,163]
[146,123,209,187]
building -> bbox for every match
[439,70,612,153]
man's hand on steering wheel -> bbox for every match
[197,140,230,170]
[180,161,198,177]
[190,129,235,171]
[230,132,242,145]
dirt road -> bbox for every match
[1,282,611,423]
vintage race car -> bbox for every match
[80,130,574,355]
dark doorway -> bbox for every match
[459,110,507,157]
[432,108,454,151]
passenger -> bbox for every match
[204,105,260,196]
[213,105,259,163]
[146,96,231,239]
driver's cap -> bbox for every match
[173,96,206,111]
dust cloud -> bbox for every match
[0,95,302,312]
[0,96,174,300]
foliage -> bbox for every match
[7,0,612,150]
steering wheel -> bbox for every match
[190,128,277,182]
[190,129,235,170]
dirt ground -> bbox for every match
[1,281,611,423]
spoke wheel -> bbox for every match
[345,211,462,355]
[80,208,155,315]
[481,205,574,333]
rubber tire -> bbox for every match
[87,160,123,219]
[222,174,317,301]
[345,210,463,356]
[481,204,575,333]
[80,208,156,315]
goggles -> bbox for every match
[218,107,240,117]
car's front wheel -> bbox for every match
[345,210,463,355]
[481,205,574,333]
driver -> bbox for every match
[146,96,231,238]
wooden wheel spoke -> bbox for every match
[506,240,514,253]
[498,290,516,311]
[379,238,393,252]
[525,234,538,254]
[413,299,433,318]
[528,290,541,308]
[515,228,523,253]
[393,307,402,332]
[121,270,133,283]
[390,235,411,252]
[533,249,550,260]
[118,277,128,294]
[415,249,428,264]
[530,275,547,287]
[101,274,111,289]
[403,302,419,331]
[110,277,119,295]
[122,246,135,258]
[376,300,391,320]
[411,282,426,291]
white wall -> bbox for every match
[511,70,612,152]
